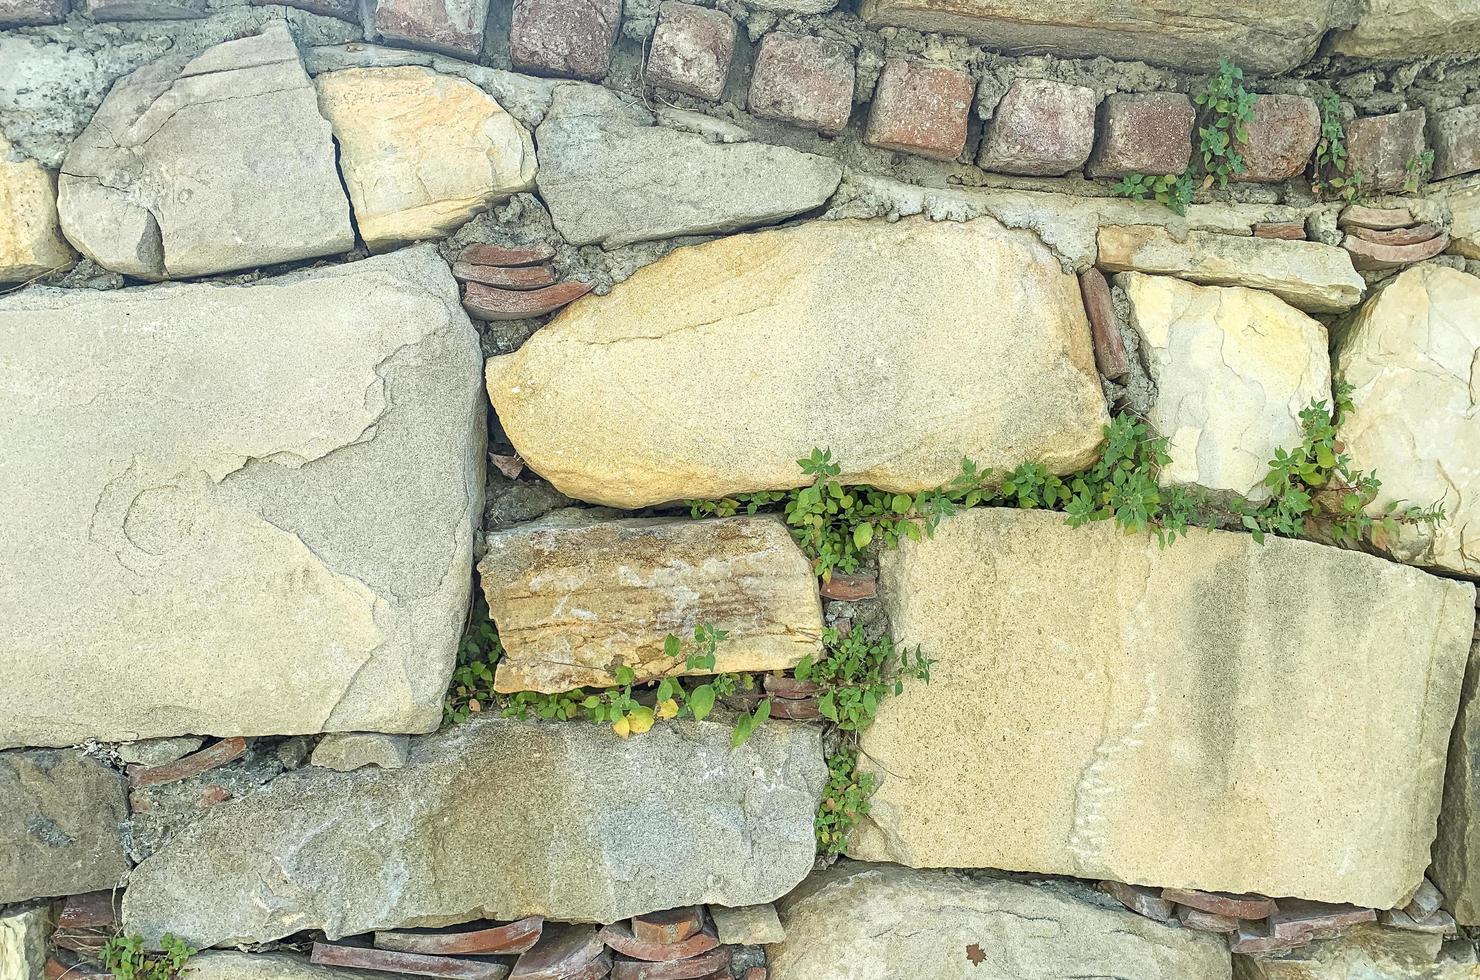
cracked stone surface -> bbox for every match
[769,861,1230,979]
[0,245,484,749]
[56,21,354,279]
[122,718,826,946]
[1329,0,1480,59]
[480,510,823,693]
[533,83,841,247]
[486,216,1108,508]
[849,508,1477,909]
[1118,272,1331,500]
[1332,264,1480,579]
[1,748,129,903]
[1233,923,1466,977]
[1434,637,1480,925]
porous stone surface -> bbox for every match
[310,733,410,772]
[534,85,840,247]
[486,217,1109,509]
[1331,264,1480,579]
[118,736,205,767]
[189,951,403,980]
[0,134,73,283]
[86,0,204,20]
[645,2,735,102]
[315,67,536,251]
[863,59,974,162]
[1329,0,1480,59]
[1429,105,1480,181]
[770,862,1231,979]
[1439,177,1480,259]
[0,906,48,980]
[1346,110,1429,195]
[0,749,129,904]
[857,0,1338,73]
[978,78,1097,177]
[0,0,65,25]
[1097,225,1365,313]
[1433,638,1480,925]
[480,511,823,693]
[56,22,354,279]
[709,905,783,946]
[1086,93,1195,179]
[1231,924,1460,978]
[511,0,621,81]
[375,0,488,58]
[748,33,855,135]
[849,508,1477,909]
[1118,272,1331,499]
[0,247,484,749]
[1236,94,1320,183]
[122,718,826,946]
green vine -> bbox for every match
[1312,91,1363,202]
[816,747,875,857]
[797,626,933,732]
[1111,172,1194,215]
[101,936,194,980]
[1403,150,1435,194]
[443,595,503,725]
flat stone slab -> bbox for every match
[122,719,825,947]
[1435,637,1480,924]
[0,247,483,749]
[1,749,129,904]
[849,508,1476,909]
[486,216,1108,509]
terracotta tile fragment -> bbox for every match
[463,280,594,321]
[1345,222,1441,246]
[1077,268,1128,381]
[452,263,558,290]
[1404,878,1445,919]
[563,955,611,980]
[489,454,526,481]
[1175,905,1239,933]
[46,956,109,980]
[1099,880,1173,922]
[631,907,703,946]
[763,675,820,698]
[1338,204,1413,231]
[610,946,729,980]
[511,924,605,980]
[1252,221,1306,240]
[59,891,117,930]
[460,243,557,267]
[818,573,877,601]
[1342,232,1449,270]
[766,698,821,720]
[1268,899,1376,939]
[1229,922,1310,954]
[378,918,545,956]
[599,924,718,963]
[312,943,510,980]
[128,736,247,787]
[1161,888,1275,919]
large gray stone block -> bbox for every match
[1,749,129,904]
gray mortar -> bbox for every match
[1108,280,1156,419]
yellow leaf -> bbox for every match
[627,706,656,735]
[656,698,679,720]
[612,716,631,739]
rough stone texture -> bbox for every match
[1436,639,1480,924]
[709,905,783,947]
[122,719,825,946]
[1097,225,1365,313]
[978,78,1097,177]
[645,3,735,102]
[86,0,203,20]
[0,749,129,904]
[511,0,621,81]
[486,217,1108,509]
[1343,233,1450,270]
[1118,272,1331,499]
[0,0,65,25]
[1086,93,1195,179]
[315,67,536,251]
[857,0,1337,73]
[189,952,404,980]
[0,247,484,749]
[748,33,854,135]
[480,511,823,693]
[771,862,1231,979]
[1231,924,1460,978]
[849,508,1476,909]
[1439,178,1480,260]
[534,85,840,248]
[1237,95,1320,183]
[863,59,974,162]
[1346,110,1429,195]
[0,134,74,284]
[311,733,410,772]
[1329,0,1480,59]
[375,0,488,58]
[1429,106,1480,181]
[56,23,352,280]
[0,906,50,980]
[1331,264,1480,578]
[252,0,358,20]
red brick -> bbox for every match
[610,947,729,980]
[1429,105,1480,180]
[1229,922,1310,955]
[763,675,820,698]
[377,918,544,956]
[1346,222,1441,246]
[646,3,736,102]
[1098,880,1173,922]
[453,263,558,290]
[631,907,703,946]
[1268,899,1376,940]
[818,572,876,601]
[1175,906,1239,933]
[1161,888,1275,919]
[375,0,488,59]
[749,33,855,135]
[1342,231,1449,270]
[1086,93,1194,179]
[1338,204,1413,231]
[599,923,718,962]
[511,0,621,81]
[979,78,1097,176]
[0,0,67,25]
[1346,109,1428,193]
[1235,94,1319,182]
[128,736,246,788]
[463,280,593,321]
[460,243,557,266]
[1077,268,1127,381]
[511,924,605,980]
[1252,221,1306,240]
[864,59,973,161]
[59,892,117,930]
[311,943,509,980]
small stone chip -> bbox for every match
[1404,878,1445,919]
[1229,922,1310,955]
[708,904,784,946]
[631,907,704,946]
[452,263,557,290]
[1338,205,1414,231]
[1252,221,1307,240]
[1380,907,1458,935]
[1346,223,1442,246]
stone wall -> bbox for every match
[4,1,1480,979]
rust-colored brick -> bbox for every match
[749,33,855,134]
[646,2,736,101]
[864,58,974,161]
[1086,92,1194,178]
[511,0,622,81]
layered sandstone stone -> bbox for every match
[0,247,483,749]
[1329,0,1480,60]
[123,719,825,946]
[1,749,129,904]
[1232,925,1463,978]
[486,217,1108,509]
[1097,225,1365,313]
[481,511,823,694]
[1331,265,1480,579]
[315,67,536,251]
[534,85,840,247]
[1434,639,1480,924]
[859,0,1339,73]
[1118,272,1331,499]
[56,23,353,279]
[770,862,1231,979]
[850,508,1476,909]
[0,137,72,284]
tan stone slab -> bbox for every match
[0,134,74,284]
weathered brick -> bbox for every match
[511,0,621,81]
[818,572,877,600]
[1429,104,1480,180]
[0,0,65,22]
[1235,94,1319,182]
[1076,268,1127,381]
[646,3,736,102]
[1346,108,1428,193]
[1086,93,1194,178]
[979,78,1097,176]
[375,0,490,58]
[598,924,718,962]
[748,33,855,135]
[864,59,974,161]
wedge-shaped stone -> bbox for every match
[856,0,1339,73]
[1,749,129,904]
[849,508,1476,909]
[122,719,825,946]
[1435,638,1480,925]
[1232,924,1459,978]
[534,85,841,247]
[1097,225,1364,313]
[0,906,50,980]
[487,217,1108,509]
[0,247,484,749]
[315,67,536,251]
[1332,265,1480,579]
[1438,177,1480,260]
[0,134,74,284]
[1118,272,1331,499]
[770,862,1230,979]
[57,23,353,278]
[481,511,823,694]
[1329,0,1480,59]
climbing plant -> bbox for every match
[101,935,194,980]
[1312,91,1363,202]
